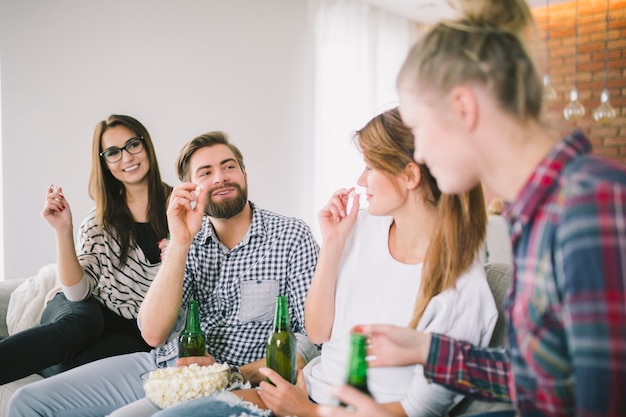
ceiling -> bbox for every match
[360,0,572,24]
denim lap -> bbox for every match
[153,392,271,417]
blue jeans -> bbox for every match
[153,393,270,417]
[7,351,159,417]
[0,293,150,384]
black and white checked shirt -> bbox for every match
[155,202,320,367]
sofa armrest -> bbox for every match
[0,279,27,339]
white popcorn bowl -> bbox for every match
[141,363,232,409]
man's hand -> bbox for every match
[166,183,209,246]
[175,352,216,367]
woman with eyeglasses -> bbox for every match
[0,114,172,384]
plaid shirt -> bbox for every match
[155,202,320,367]
[424,131,626,416]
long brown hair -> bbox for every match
[398,0,542,122]
[88,115,171,265]
[355,108,486,328]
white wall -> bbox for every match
[0,0,315,280]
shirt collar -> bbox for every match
[503,129,592,237]
[197,201,266,249]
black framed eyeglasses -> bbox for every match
[100,136,145,163]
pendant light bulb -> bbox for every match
[563,88,586,121]
[543,74,557,104]
[594,0,617,125]
[593,88,617,125]
[564,0,584,122]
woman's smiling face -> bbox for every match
[101,125,150,186]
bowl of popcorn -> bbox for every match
[142,363,231,409]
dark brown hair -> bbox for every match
[89,115,171,265]
[355,108,486,327]
[176,131,246,181]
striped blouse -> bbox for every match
[64,208,163,320]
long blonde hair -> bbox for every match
[355,108,486,328]
[398,0,542,122]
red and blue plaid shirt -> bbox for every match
[424,130,626,417]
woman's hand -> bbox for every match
[41,184,72,233]
[258,368,316,417]
[317,386,393,417]
[318,187,360,244]
[352,324,432,367]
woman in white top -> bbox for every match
[152,107,497,417]
[261,106,497,417]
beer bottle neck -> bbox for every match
[184,300,202,333]
[273,296,291,332]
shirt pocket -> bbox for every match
[239,280,279,323]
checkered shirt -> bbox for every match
[154,202,320,367]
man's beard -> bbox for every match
[204,182,248,219]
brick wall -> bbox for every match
[532,0,626,165]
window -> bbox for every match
[311,0,419,239]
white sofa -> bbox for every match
[0,279,45,417]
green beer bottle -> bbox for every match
[340,332,371,406]
[178,300,206,358]
[266,295,297,384]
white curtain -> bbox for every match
[0,62,4,278]
[310,0,419,239]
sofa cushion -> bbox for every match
[6,263,58,336]
[0,280,27,340]
[0,279,46,417]
[0,374,44,417]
